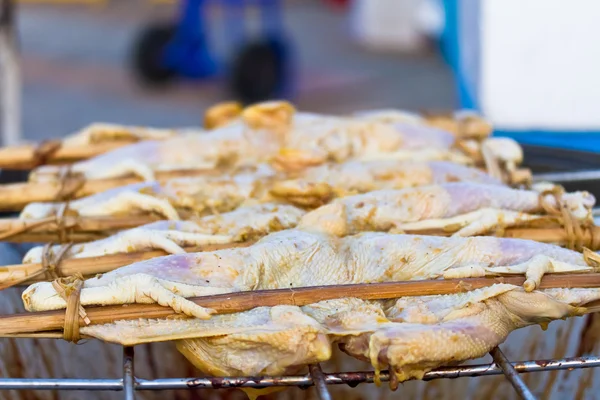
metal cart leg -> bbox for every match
[0,0,21,147]
[309,364,332,400]
[123,347,136,400]
[490,347,537,400]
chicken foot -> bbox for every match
[20,183,180,220]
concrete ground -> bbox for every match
[13,0,457,142]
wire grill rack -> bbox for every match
[0,346,598,400]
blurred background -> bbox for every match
[2,0,600,149]
[0,0,456,143]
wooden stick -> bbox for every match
[0,169,220,211]
[1,273,599,336]
[1,214,598,248]
[0,242,253,288]
[0,215,158,243]
[0,141,134,170]
[401,225,600,249]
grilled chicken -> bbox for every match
[19,160,500,220]
[22,231,599,391]
[31,126,280,183]
[300,182,594,237]
[23,230,594,316]
[78,286,598,389]
[356,109,493,140]
[21,182,594,262]
[30,102,520,183]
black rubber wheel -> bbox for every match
[0,169,29,218]
[229,38,290,104]
[131,23,177,86]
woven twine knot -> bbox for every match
[0,167,83,242]
[32,140,62,167]
[55,166,86,202]
[41,242,74,280]
[51,273,90,343]
[538,186,599,252]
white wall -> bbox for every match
[461,0,600,130]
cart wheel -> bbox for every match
[229,38,290,104]
[131,23,176,86]
[0,169,29,218]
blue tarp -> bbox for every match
[495,131,600,153]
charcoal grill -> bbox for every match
[2,144,600,400]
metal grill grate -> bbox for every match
[0,346,598,400]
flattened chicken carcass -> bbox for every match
[20,160,499,219]
[22,231,600,390]
[24,230,595,317]
[300,182,595,237]
[24,182,593,262]
[31,125,280,183]
[20,165,277,220]
[31,101,519,182]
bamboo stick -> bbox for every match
[0,141,135,170]
[0,242,253,289]
[0,215,158,243]
[1,214,598,248]
[0,273,599,337]
[0,168,220,211]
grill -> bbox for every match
[0,346,598,399]
[2,145,600,400]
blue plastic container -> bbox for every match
[441,0,600,153]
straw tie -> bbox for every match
[539,186,599,252]
[51,274,90,343]
[32,139,62,167]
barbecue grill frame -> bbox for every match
[0,345,598,399]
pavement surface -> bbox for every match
[13,0,457,141]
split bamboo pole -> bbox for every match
[0,141,135,170]
[0,241,253,289]
[0,273,598,336]
[0,225,597,291]
[0,168,220,211]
